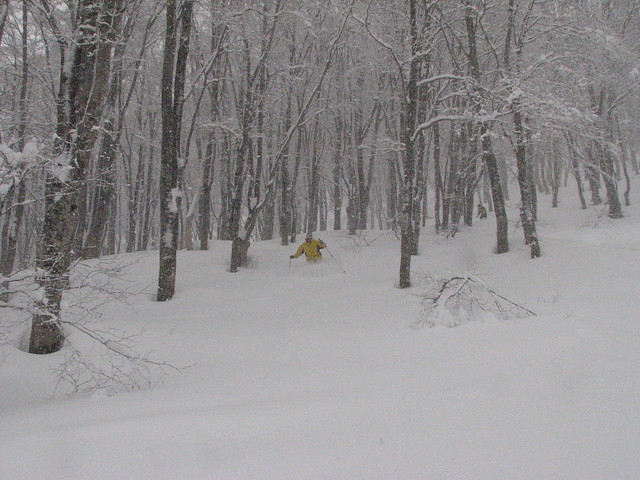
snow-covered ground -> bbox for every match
[2,179,640,479]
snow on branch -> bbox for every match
[416,74,469,87]
[414,273,536,328]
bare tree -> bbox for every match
[157,0,194,301]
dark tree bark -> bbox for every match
[157,0,194,301]
[278,120,293,244]
[157,0,180,300]
[306,123,322,233]
[289,129,304,243]
[399,0,419,288]
[550,148,561,208]
[433,114,443,233]
[218,135,233,241]
[199,140,215,249]
[332,112,343,231]
[387,155,398,231]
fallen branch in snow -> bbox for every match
[414,273,536,328]
[53,320,185,397]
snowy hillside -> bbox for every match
[2,182,640,480]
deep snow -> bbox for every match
[1,180,640,480]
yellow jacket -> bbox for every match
[293,239,326,262]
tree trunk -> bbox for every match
[332,114,343,231]
[140,112,157,251]
[387,155,398,231]
[482,127,509,253]
[307,126,321,233]
[0,183,17,289]
[279,152,292,244]
[551,154,561,208]
[629,147,638,175]
[83,24,124,258]
[30,0,120,354]
[399,0,419,288]
[157,0,193,300]
[600,141,623,218]
[585,161,602,205]
[514,108,540,257]
[566,134,587,209]
[433,117,442,233]
[199,139,215,249]
[504,0,539,258]
[346,151,358,236]
[442,124,457,230]
[465,1,508,253]
[218,135,233,241]
[290,127,304,243]
[411,132,425,254]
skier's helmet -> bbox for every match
[305,232,313,241]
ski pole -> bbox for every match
[324,246,345,273]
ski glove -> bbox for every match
[290,255,295,259]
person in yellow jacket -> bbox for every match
[290,233,326,262]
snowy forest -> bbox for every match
[2,0,640,477]
[1,0,638,354]
[0,0,640,352]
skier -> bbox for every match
[290,233,326,263]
